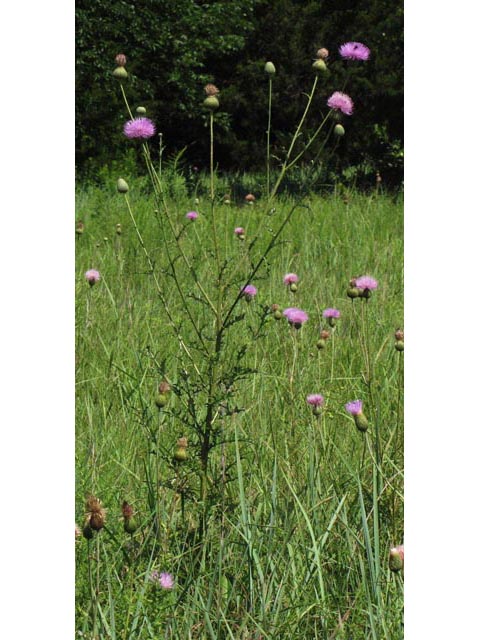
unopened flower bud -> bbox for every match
[136,106,147,116]
[389,545,404,572]
[113,66,128,80]
[115,53,127,67]
[347,287,360,299]
[117,178,129,193]
[264,61,276,75]
[334,124,345,137]
[122,501,138,534]
[204,96,219,111]
[312,59,328,74]
[76,220,85,235]
[316,48,329,60]
[116,223,122,235]
[155,394,168,409]
[395,340,404,352]
[173,437,188,462]
[316,339,326,350]
[289,283,298,293]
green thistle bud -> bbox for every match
[113,66,128,80]
[316,339,326,350]
[264,61,276,75]
[136,106,147,116]
[274,310,283,320]
[173,437,188,463]
[116,223,122,235]
[204,96,219,111]
[76,220,85,236]
[312,59,328,74]
[347,287,360,299]
[395,340,404,352]
[334,124,345,137]
[354,413,369,433]
[389,546,404,572]
[124,517,138,534]
[361,288,372,299]
[289,283,298,293]
[117,178,129,193]
[313,405,322,417]
[155,393,168,409]
[82,524,94,540]
[328,317,337,328]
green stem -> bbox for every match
[266,76,273,198]
[210,112,215,202]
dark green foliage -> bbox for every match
[76,0,403,185]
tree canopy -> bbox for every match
[76,0,403,187]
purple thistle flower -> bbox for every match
[322,308,340,319]
[85,269,101,286]
[234,227,245,236]
[241,284,257,301]
[306,394,324,407]
[150,570,175,589]
[345,400,363,416]
[339,42,371,61]
[186,211,199,221]
[283,273,299,285]
[123,117,156,139]
[283,307,309,328]
[327,92,354,116]
[355,275,378,291]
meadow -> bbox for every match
[75,177,404,639]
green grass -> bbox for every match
[76,181,403,639]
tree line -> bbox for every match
[76,0,403,189]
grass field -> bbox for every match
[76,181,403,639]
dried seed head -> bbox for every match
[177,437,188,448]
[320,330,330,340]
[76,220,85,235]
[316,48,329,60]
[158,380,171,394]
[204,83,220,96]
[395,329,404,341]
[85,495,106,531]
[245,193,256,203]
[121,501,134,519]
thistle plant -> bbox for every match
[110,48,370,530]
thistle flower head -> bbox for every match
[322,308,340,319]
[115,53,127,67]
[150,570,175,589]
[204,83,219,96]
[185,211,198,221]
[283,273,299,285]
[327,92,354,116]
[339,42,370,61]
[345,400,363,416]
[242,284,257,300]
[85,269,100,286]
[234,227,245,236]
[306,394,324,407]
[123,118,156,140]
[283,307,308,328]
[355,275,378,291]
